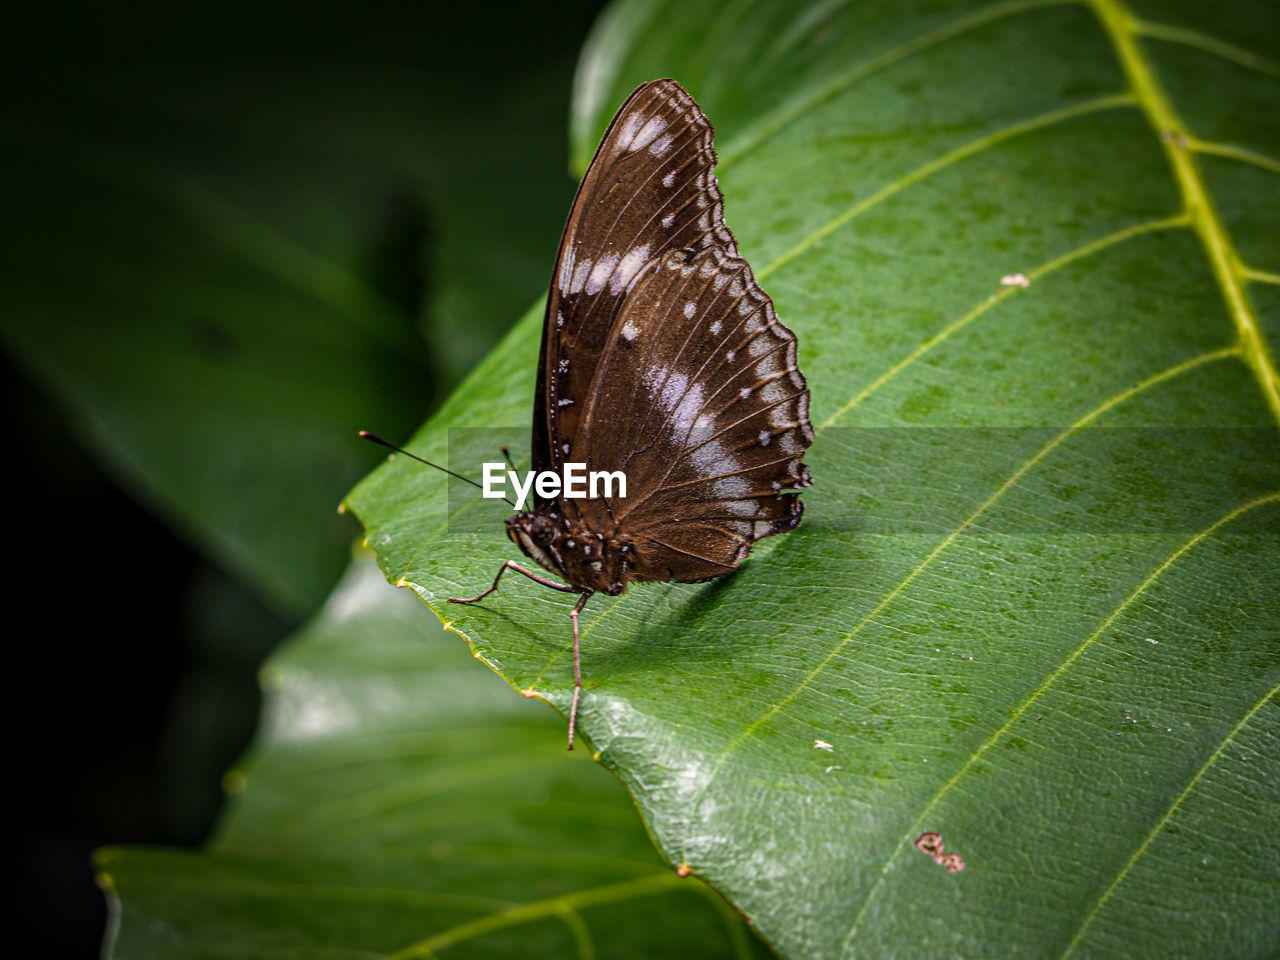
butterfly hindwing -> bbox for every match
[576,244,812,580]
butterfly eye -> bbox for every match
[530,516,556,546]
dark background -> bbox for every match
[2,2,611,954]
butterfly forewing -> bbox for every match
[534,80,736,496]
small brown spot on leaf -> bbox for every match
[914,831,964,872]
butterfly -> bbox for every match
[370,79,813,749]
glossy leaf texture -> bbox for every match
[349,0,1280,956]
[99,554,769,959]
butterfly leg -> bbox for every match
[567,590,594,751]
[447,560,578,604]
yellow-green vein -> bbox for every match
[1242,267,1280,287]
[383,871,683,959]
[557,903,596,960]
[1133,19,1280,82]
[1088,0,1280,424]
[1190,138,1280,177]
[718,0,1080,169]
[1060,677,1280,956]
[755,93,1136,281]
[684,346,1239,859]
[817,213,1189,429]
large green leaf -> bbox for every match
[348,0,1280,956]
[100,554,768,958]
[0,9,594,615]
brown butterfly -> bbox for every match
[370,79,813,749]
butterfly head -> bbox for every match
[506,507,629,596]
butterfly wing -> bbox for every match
[534,79,811,581]
[533,79,737,500]
[576,243,812,581]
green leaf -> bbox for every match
[0,31,587,616]
[348,0,1280,956]
[101,554,768,958]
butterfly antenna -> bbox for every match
[359,431,515,507]
[500,445,517,472]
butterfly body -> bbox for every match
[506,508,630,596]
[453,79,813,748]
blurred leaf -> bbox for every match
[348,0,1280,957]
[0,5,601,615]
[100,554,769,959]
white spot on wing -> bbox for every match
[558,245,576,291]
[661,214,674,230]
[570,257,593,294]
[663,171,676,188]
[650,134,673,157]
[610,244,650,294]
[672,382,704,431]
[759,430,772,447]
[710,320,722,335]
[714,476,750,497]
[629,116,668,152]
[587,253,619,295]
[616,113,643,151]
[690,438,726,473]
[684,301,696,319]
[659,371,689,413]
[621,319,639,341]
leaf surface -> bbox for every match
[101,556,768,959]
[349,1,1280,956]
[0,22,589,615]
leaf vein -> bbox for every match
[756,93,1136,282]
[1089,0,1280,424]
[1133,19,1280,83]
[1190,138,1280,177]
[1060,678,1280,957]
[817,213,1189,429]
[840,487,1280,956]
[718,0,1082,169]
[686,348,1239,865]
[383,872,683,960]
